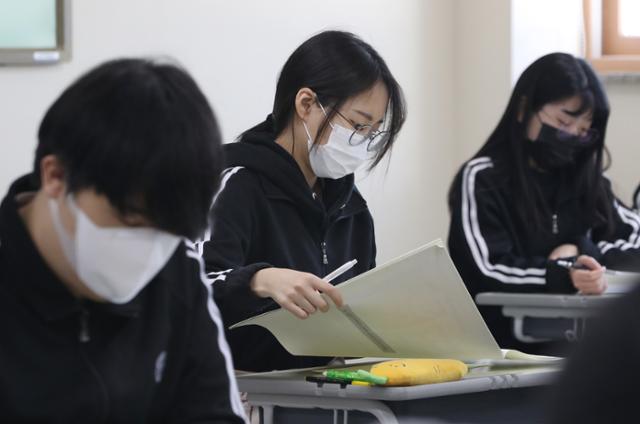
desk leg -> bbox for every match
[247,393,398,424]
[513,317,551,343]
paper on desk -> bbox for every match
[604,269,640,294]
[231,239,503,361]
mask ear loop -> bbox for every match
[48,195,77,267]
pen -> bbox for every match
[322,259,358,283]
[557,259,608,273]
[556,259,589,270]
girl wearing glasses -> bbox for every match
[447,53,640,351]
[200,30,405,371]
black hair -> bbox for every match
[448,52,614,235]
[243,30,406,168]
[35,58,223,239]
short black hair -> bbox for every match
[245,30,406,169]
[35,58,223,239]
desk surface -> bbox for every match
[475,292,618,309]
[237,366,560,402]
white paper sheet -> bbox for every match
[231,240,503,361]
[604,269,640,294]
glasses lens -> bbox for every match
[366,131,389,152]
[349,127,369,146]
[555,127,598,144]
[580,129,598,143]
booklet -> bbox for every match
[231,239,503,361]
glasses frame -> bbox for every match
[329,108,389,152]
[537,110,599,144]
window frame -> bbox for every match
[584,0,640,74]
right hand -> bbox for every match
[250,267,344,319]
[569,255,607,295]
[548,244,579,260]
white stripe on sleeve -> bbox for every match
[186,249,247,422]
[461,157,546,285]
[597,200,640,254]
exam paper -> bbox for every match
[604,269,640,294]
[231,239,503,361]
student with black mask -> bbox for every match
[199,31,406,372]
[447,53,640,351]
[0,59,246,423]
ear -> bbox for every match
[517,96,528,122]
[39,155,67,199]
[294,87,317,121]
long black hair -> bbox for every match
[242,30,406,168]
[448,52,614,235]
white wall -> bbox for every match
[511,0,583,84]
[603,81,640,205]
[452,0,512,167]
[0,0,456,263]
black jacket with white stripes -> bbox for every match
[200,116,376,372]
[448,156,640,350]
[0,175,246,423]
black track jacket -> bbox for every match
[448,156,640,350]
[0,175,246,423]
[200,117,377,372]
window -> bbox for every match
[584,0,640,73]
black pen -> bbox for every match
[556,259,590,271]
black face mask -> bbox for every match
[525,123,595,170]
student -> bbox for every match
[200,30,406,372]
[447,53,640,351]
[0,59,246,423]
[547,285,640,423]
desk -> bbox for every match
[238,367,560,424]
[475,293,617,343]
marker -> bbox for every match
[322,259,358,283]
[323,369,388,385]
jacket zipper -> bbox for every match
[79,307,91,343]
[552,213,559,235]
[321,241,328,265]
[77,306,109,422]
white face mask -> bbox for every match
[48,196,181,304]
[302,105,371,179]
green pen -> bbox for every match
[323,369,388,385]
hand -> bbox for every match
[548,244,579,260]
[250,267,344,319]
[569,255,607,295]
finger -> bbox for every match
[280,300,309,319]
[289,292,317,315]
[311,278,344,308]
[299,285,330,312]
[571,269,604,282]
[575,255,602,271]
[575,279,606,294]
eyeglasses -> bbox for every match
[330,108,390,152]
[537,110,599,144]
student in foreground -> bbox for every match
[200,30,406,372]
[547,284,640,423]
[447,52,640,351]
[0,59,246,423]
